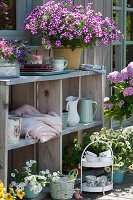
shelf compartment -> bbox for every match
[62,120,103,135]
[82,158,113,168]
[82,182,113,192]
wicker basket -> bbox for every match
[50,169,78,200]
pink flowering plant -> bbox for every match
[0,38,32,64]
[104,62,133,126]
[22,0,123,51]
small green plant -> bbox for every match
[62,139,82,174]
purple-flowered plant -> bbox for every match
[22,1,123,51]
[104,62,133,126]
[0,38,32,64]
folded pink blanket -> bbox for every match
[10,105,62,143]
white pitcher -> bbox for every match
[66,96,80,127]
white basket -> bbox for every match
[50,169,78,200]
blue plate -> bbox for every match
[20,69,74,76]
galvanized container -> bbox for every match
[0,61,20,78]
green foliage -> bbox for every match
[62,139,82,172]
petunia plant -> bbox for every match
[104,62,133,127]
[0,38,32,65]
[22,0,123,51]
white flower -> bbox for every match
[100,134,106,139]
[45,169,50,174]
[126,141,130,146]
[107,141,112,146]
[53,172,58,177]
[11,173,15,177]
[119,142,124,146]
[52,177,58,182]
[111,132,117,137]
[10,181,16,186]
[90,135,95,141]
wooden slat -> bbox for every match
[37,80,61,114]
[11,83,34,109]
[10,83,35,173]
[0,85,9,185]
[12,145,35,171]
[37,79,62,172]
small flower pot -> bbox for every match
[0,62,20,78]
[24,185,41,199]
[113,166,125,183]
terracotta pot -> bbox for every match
[52,46,82,69]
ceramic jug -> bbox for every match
[78,98,97,123]
[66,96,80,127]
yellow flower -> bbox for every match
[17,189,25,199]
[0,187,6,193]
[90,135,95,141]
[119,162,124,167]
[0,181,3,188]
[104,167,111,172]
[0,191,4,199]
[5,193,13,200]
[107,141,112,146]
[129,165,133,170]
[113,167,118,170]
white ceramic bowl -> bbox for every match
[85,155,99,162]
[85,151,97,157]
[99,150,111,157]
[99,157,112,162]
[85,175,96,184]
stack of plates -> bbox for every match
[20,64,55,72]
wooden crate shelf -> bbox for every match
[0,70,105,186]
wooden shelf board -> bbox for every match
[8,138,38,150]
[0,71,104,86]
[62,120,103,135]
[8,135,60,151]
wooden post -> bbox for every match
[0,83,9,186]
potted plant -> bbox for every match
[0,179,25,199]
[0,38,32,77]
[10,160,50,199]
[22,1,123,69]
[83,127,133,183]
[104,62,133,127]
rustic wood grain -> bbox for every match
[0,85,9,185]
